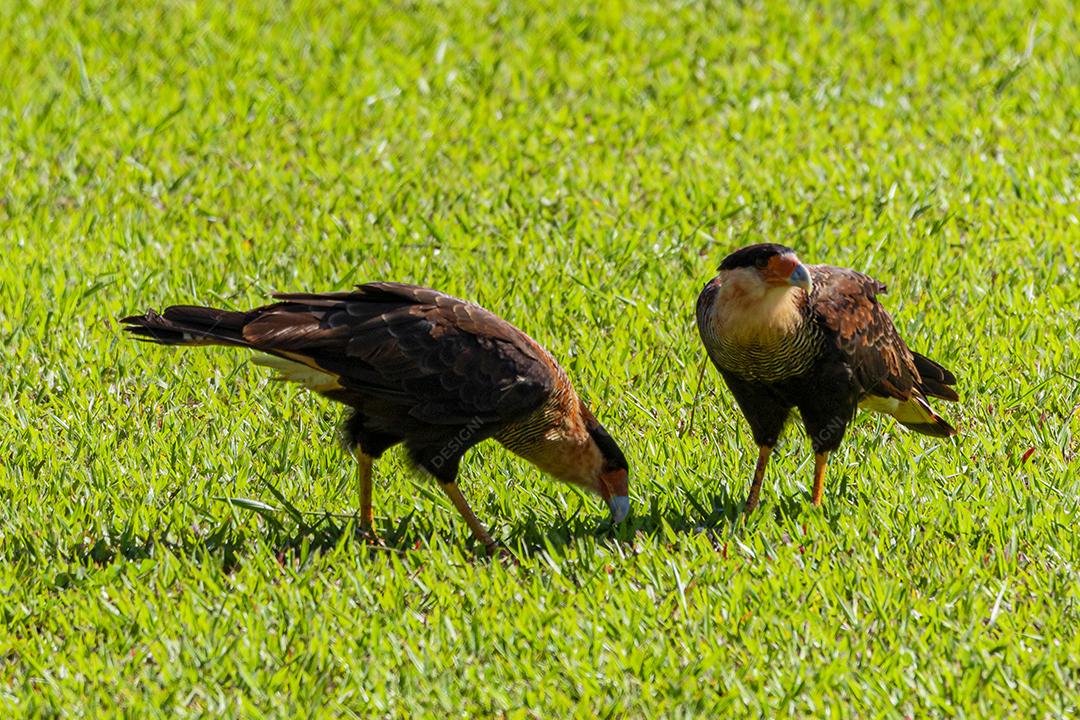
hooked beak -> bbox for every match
[606,495,630,524]
[788,263,812,293]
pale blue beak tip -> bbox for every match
[607,496,630,524]
[789,264,812,292]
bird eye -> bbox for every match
[754,256,769,268]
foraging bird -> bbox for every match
[122,282,630,551]
[695,244,958,513]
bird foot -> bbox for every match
[485,541,519,566]
[358,525,386,548]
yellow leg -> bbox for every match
[811,452,829,506]
[744,445,772,515]
[351,448,375,531]
[439,482,498,553]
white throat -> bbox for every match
[703,268,805,345]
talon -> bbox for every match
[358,525,386,547]
[497,547,519,566]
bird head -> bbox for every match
[584,418,631,524]
[717,245,812,295]
[717,243,812,295]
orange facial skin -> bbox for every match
[763,253,802,285]
[599,467,629,501]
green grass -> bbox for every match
[2,0,1079,715]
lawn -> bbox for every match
[2,0,1079,715]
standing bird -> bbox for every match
[695,244,957,513]
[121,282,630,551]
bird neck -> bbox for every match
[495,383,601,489]
[706,281,809,346]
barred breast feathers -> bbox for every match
[495,363,578,454]
[697,268,821,382]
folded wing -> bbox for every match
[808,266,957,437]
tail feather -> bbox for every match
[120,306,251,347]
[912,351,959,402]
[859,393,957,438]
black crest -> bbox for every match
[588,422,629,472]
[719,243,795,271]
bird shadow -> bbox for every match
[503,482,830,555]
[46,480,843,575]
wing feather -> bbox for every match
[244,283,554,427]
[807,265,919,401]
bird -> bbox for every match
[121,282,630,552]
[695,243,958,513]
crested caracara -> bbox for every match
[122,282,630,551]
[695,244,958,513]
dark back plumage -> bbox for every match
[807,266,914,398]
[123,282,559,459]
[806,266,958,413]
[260,283,554,426]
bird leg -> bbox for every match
[351,448,378,540]
[439,482,499,554]
[811,451,829,506]
[744,445,773,515]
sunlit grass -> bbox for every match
[1,0,1078,715]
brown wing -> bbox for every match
[241,282,555,426]
[911,351,959,402]
[807,265,920,401]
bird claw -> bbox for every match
[358,526,386,548]
[485,541,519,566]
